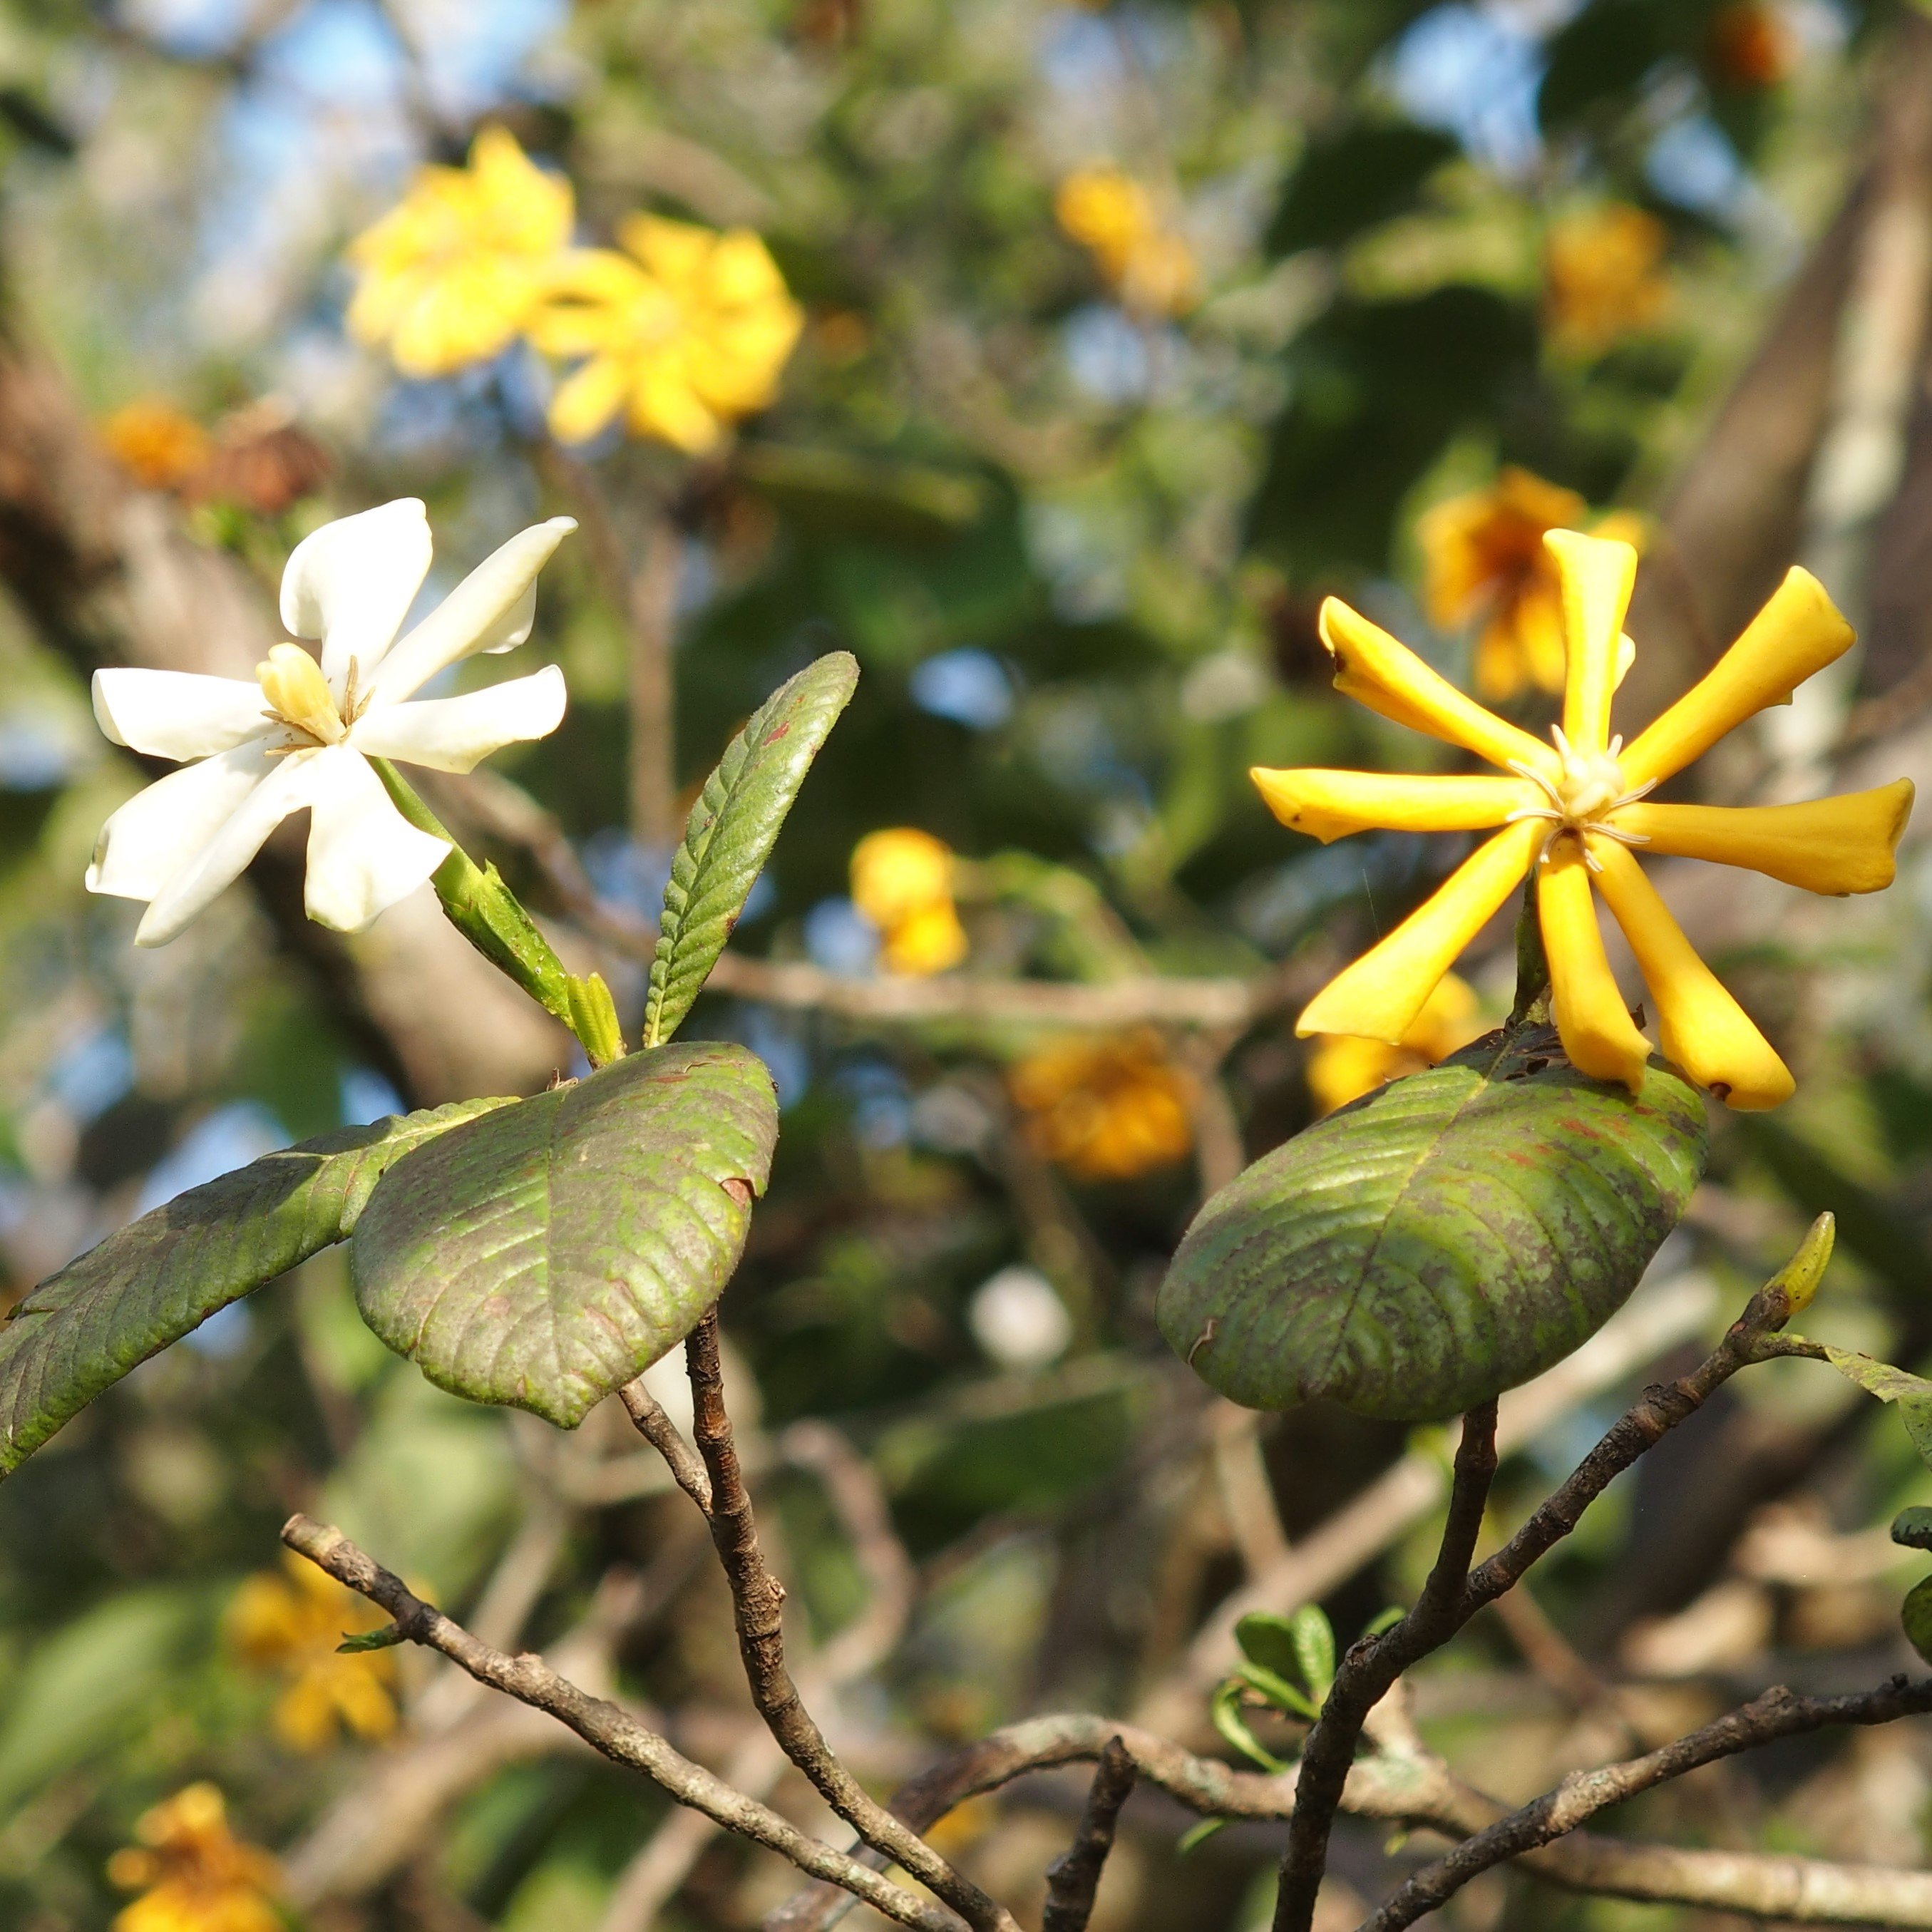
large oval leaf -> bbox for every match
[1157,1023,1707,1421]
[350,1042,778,1427]
[0,1099,510,1476]
[644,651,858,1047]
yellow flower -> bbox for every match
[1543,204,1671,354]
[1307,972,1488,1115]
[1253,530,1913,1110]
[108,1784,281,1932]
[346,125,572,379]
[851,828,967,977]
[100,399,212,493]
[530,216,803,452]
[1420,468,1647,702]
[1009,1029,1196,1180]
[1054,165,1198,318]
[227,1553,397,1752]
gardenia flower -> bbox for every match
[1009,1029,1196,1181]
[1543,205,1671,354]
[1254,530,1913,1109]
[227,1554,397,1752]
[346,126,572,379]
[87,498,575,946]
[1419,468,1645,701]
[530,215,804,452]
[1054,165,1199,318]
[850,827,969,976]
[1306,972,1487,1116]
[108,1784,281,1932]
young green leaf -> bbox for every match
[1289,1603,1337,1702]
[1235,1659,1319,1721]
[1176,1818,1230,1856]
[644,652,858,1047]
[0,1099,511,1478]
[1810,1347,1932,1469]
[351,1042,777,1427]
[1905,1575,1932,1665]
[1210,1677,1288,1773]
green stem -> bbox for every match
[374,760,627,1068]
[1509,873,1551,1027]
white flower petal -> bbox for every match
[348,666,567,773]
[280,499,433,694]
[135,748,327,947]
[92,669,272,761]
[86,741,277,904]
[302,746,453,932]
[366,517,577,704]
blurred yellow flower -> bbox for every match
[346,125,572,379]
[1543,205,1671,354]
[1420,468,1646,701]
[1054,165,1199,317]
[1307,972,1489,1115]
[108,1784,281,1932]
[100,399,212,493]
[227,1553,398,1752]
[850,828,968,976]
[530,216,803,451]
[1009,1029,1196,1180]
[1253,529,1913,1108]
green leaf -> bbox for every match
[1904,1576,1932,1665]
[1210,1678,1287,1774]
[1234,1607,1334,1710]
[1809,1347,1932,1469]
[644,652,858,1048]
[337,1624,405,1653]
[1894,1508,1932,1553]
[351,1044,778,1428]
[0,1100,510,1476]
[1363,1606,1405,1639]
[1177,1818,1230,1856]
[1157,1021,1707,1421]
[1235,1659,1318,1721]
[1267,120,1460,255]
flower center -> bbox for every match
[1505,724,1655,868]
[258,643,344,747]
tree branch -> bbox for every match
[1362,1674,1932,1932]
[1041,1737,1137,1932]
[677,1313,1017,1932]
[766,1710,1932,1932]
[278,1514,961,1932]
[1271,1400,1500,1932]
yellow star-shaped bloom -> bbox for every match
[530,215,804,452]
[346,126,573,379]
[1254,531,1913,1109]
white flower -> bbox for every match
[87,498,577,947]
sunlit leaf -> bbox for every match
[0,1099,510,1476]
[351,1044,777,1428]
[1158,1021,1707,1420]
[644,652,858,1047]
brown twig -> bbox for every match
[766,1710,1932,1932]
[618,1376,711,1509]
[277,1514,959,1932]
[677,1313,1017,1932]
[1361,1674,1932,1932]
[1041,1737,1138,1932]
[1271,1401,1501,1932]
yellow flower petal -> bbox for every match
[1618,567,1854,788]
[1297,820,1541,1043]
[1547,529,1637,756]
[1250,768,1529,843]
[1588,837,1793,1109]
[1318,599,1558,780]
[548,354,632,445]
[1613,781,1913,895]
[1538,843,1650,1094]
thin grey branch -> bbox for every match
[1042,1737,1137,1932]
